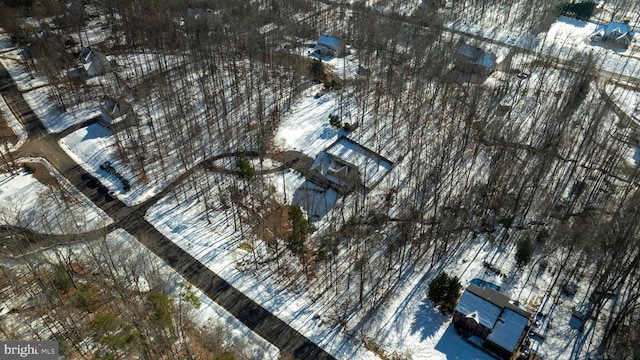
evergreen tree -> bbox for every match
[515,238,534,269]
[428,272,462,314]
[236,155,255,182]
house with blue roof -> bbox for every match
[315,34,344,58]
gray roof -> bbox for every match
[486,308,530,352]
[455,288,503,329]
[465,284,531,319]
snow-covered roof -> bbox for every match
[100,97,132,125]
[606,22,631,36]
[455,289,502,329]
[592,21,632,41]
[311,151,358,188]
[318,34,342,51]
[457,44,482,59]
[456,284,532,332]
[486,308,530,352]
[80,47,109,66]
[324,137,393,189]
[457,44,496,69]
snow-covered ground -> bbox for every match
[145,169,379,359]
[0,94,27,151]
[0,228,279,359]
[59,123,171,206]
[0,158,111,235]
[145,164,589,359]
[0,49,48,92]
[275,84,357,156]
[22,85,101,133]
[605,83,640,122]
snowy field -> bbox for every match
[0,158,111,235]
[60,123,176,206]
[22,85,101,133]
[275,84,357,156]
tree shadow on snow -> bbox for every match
[434,325,493,359]
[291,180,337,221]
[410,298,447,341]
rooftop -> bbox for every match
[455,288,503,328]
[486,308,530,352]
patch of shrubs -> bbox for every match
[22,163,35,174]
[99,161,130,193]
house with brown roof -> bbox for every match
[453,284,532,360]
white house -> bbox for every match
[591,21,633,47]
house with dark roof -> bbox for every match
[100,97,137,131]
[453,284,532,360]
[79,47,111,78]
[591,21,633,47]
[455,44,496,74]
[315,34,344,58]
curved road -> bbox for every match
[0,63,335,360]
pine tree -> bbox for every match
[428,272,462,314]
[515,238,534,269]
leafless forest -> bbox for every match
[2,0,640,358]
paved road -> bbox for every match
[0,63,335,360]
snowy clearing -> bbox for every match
[0,158,111,235]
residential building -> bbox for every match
[315,34,344,57]
[453,284,532,360]
[455,44,496,74]
[591,21,633,47]
[79,47,110,78]
[100,97,137,131]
